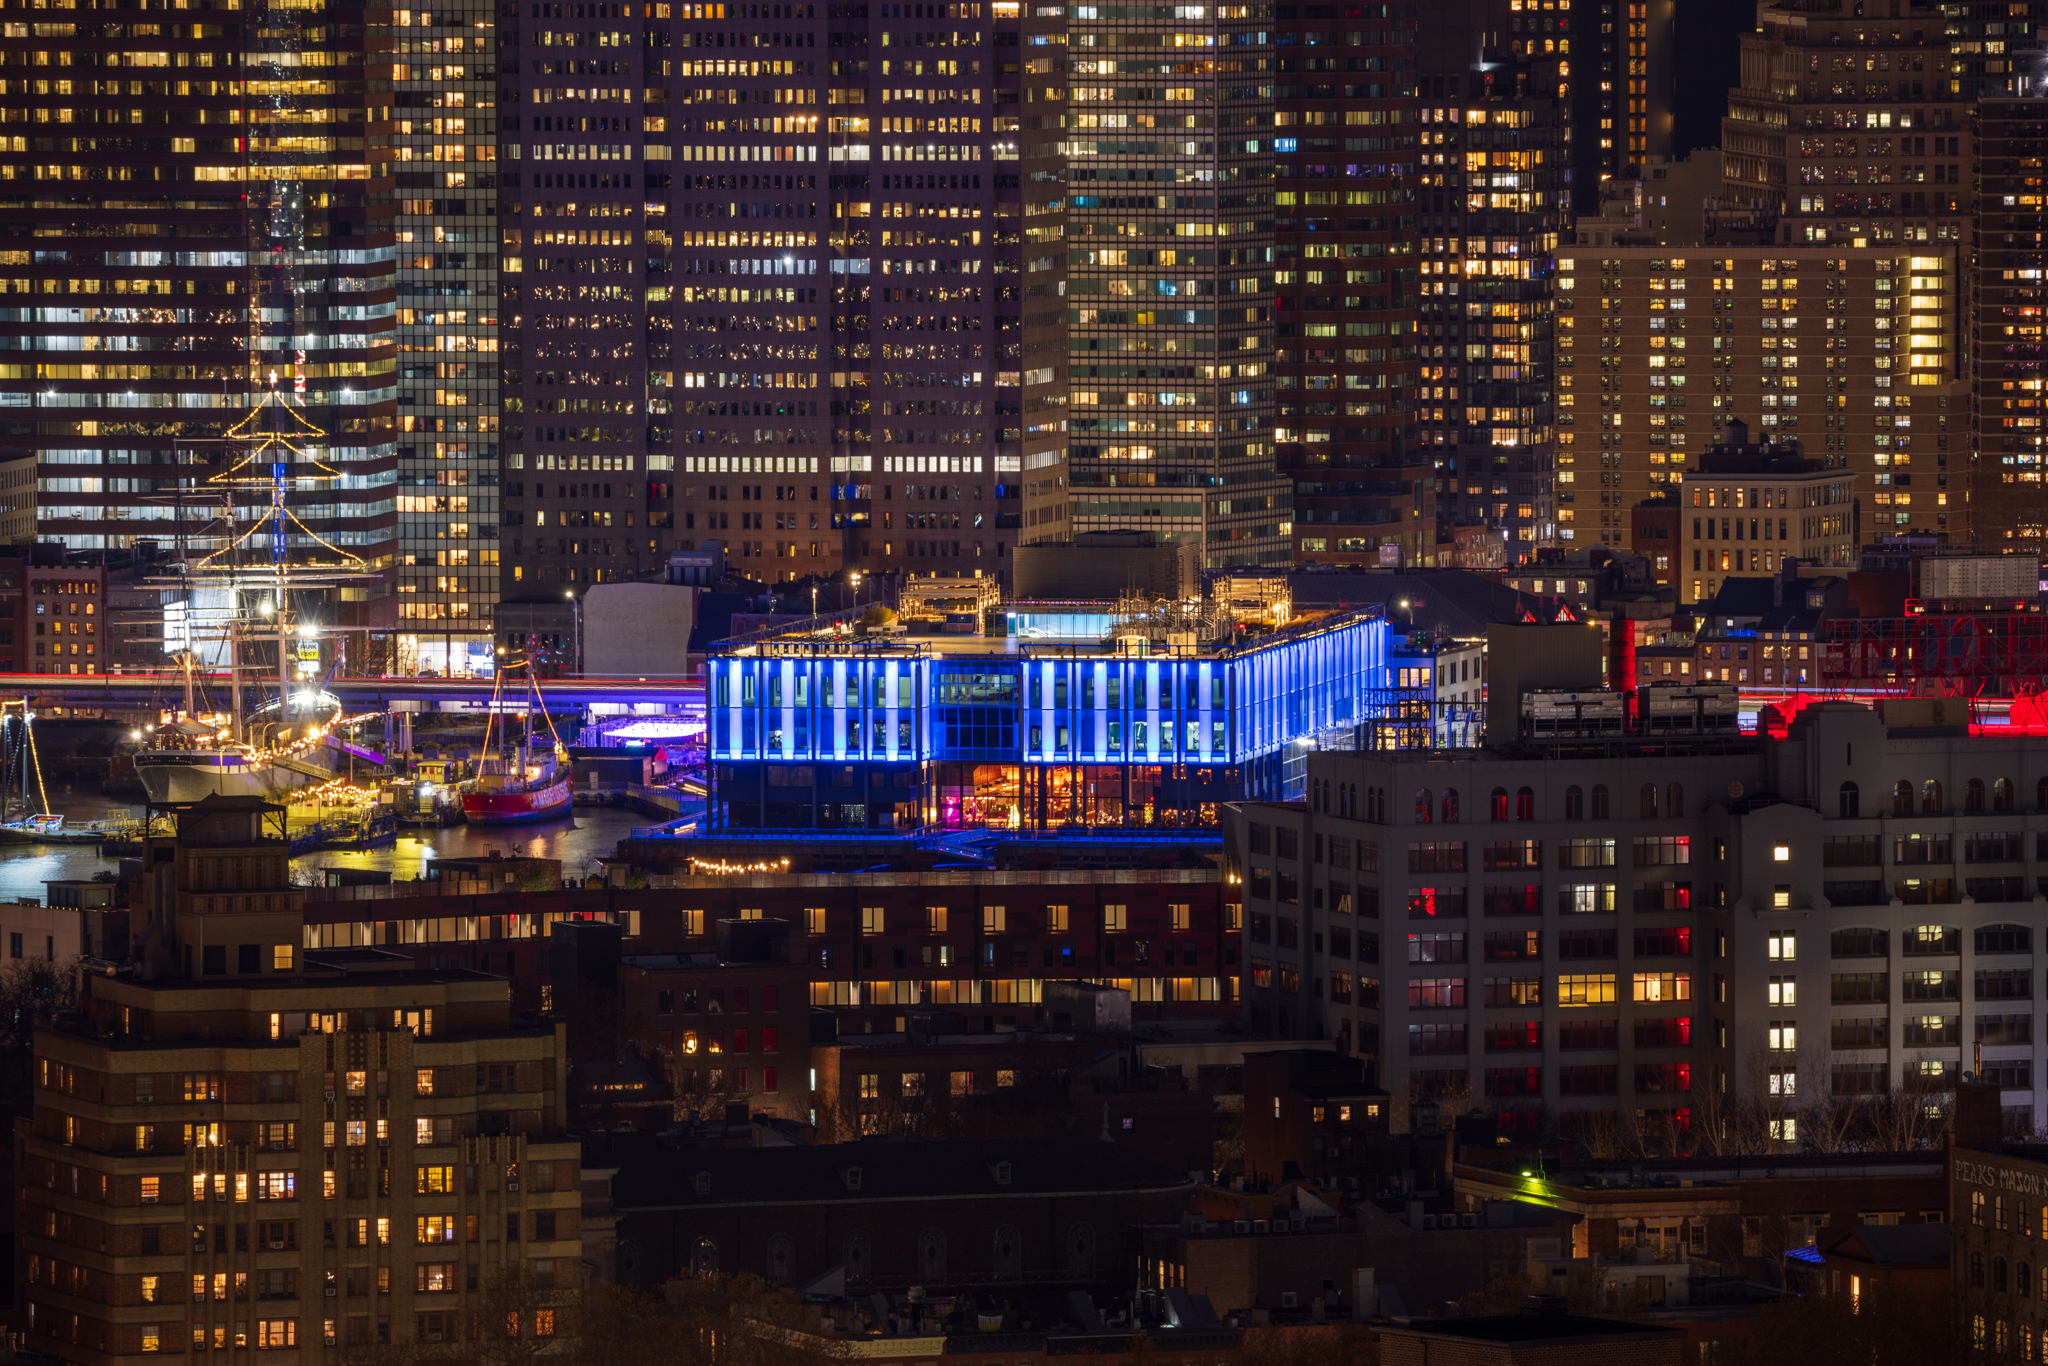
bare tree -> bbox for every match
[1227,1323,1377,1366]
[0,955,79,1107]
[669,1054,745,1125]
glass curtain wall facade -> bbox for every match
[1017,0,1287,571]
[0,0,397,565]
[706,608,1386,828]
[383,0,502,674]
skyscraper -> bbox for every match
[497,0,661,612]
[386,0,505,673]
[1017,2,1287,571]
[1565,0,1670,214]
[1413,4,1566,565]
[1414,90,1564,563]
[838,0,1017,584]
[592,0,1026,592]
[0,0,398,577]
[1720,0,1972,249]
[1273,11,1427,569]
[1969,98,2048,550]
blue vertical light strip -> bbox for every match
[708,611,1388,776]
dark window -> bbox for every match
[1829,928,1888,958]
[1977,924,2033,955]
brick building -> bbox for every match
[615,947,816,1123]
[1952,1080,2046,1357]
[0,544,109,676]
[17,797,582,1366]
[1456,1150,1947,1277]
[301,864,1238,1038]
[808,1024,1216,1171]
[1378,1310,1687,1366]
[607,1136,1196,1290]
[1239,1050,1389,1187]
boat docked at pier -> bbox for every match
[460,665,574,826]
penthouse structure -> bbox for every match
[705,595,1388,829]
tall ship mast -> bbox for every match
[131,49,390,806]
[459,662,573,827]
[132,381,381,804]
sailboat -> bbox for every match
[131,384,377,805]
[460,666,574,826]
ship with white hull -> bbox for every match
[134,744,338,804]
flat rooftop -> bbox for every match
[1385,1313,1687,1346]
[717,602,1377,658]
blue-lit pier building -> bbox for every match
[705,603,1389,830]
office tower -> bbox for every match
[1720,1,1971,248]
[1969,99,2048,551]
[497,0,661,610]
[1273,12,1427,569]
[615,0,1023,590]
[1017,6,1286,572]
[18,797,579,1366]
[1414,90,1565,565]
[1569,0,1671,211]
[384,0,505,672]
[836,0,1018,586]
[0,0,397,566]
[1556,244,1964,571]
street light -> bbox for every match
[850,569,863,613]
[564,590,581,677]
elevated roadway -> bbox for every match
[0,672,704,712]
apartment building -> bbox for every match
[1273,12,1425,569]
[1719,0,1974,248]
[1554,244,1964,555]
[1414,91,1564,561]
[1229,698,2048,1138]
[18,796,579,1366]
[1969,99,2048,553]
[1228,745,1752,1135]
[0,3,399,574]
[1675,425,1856,605]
